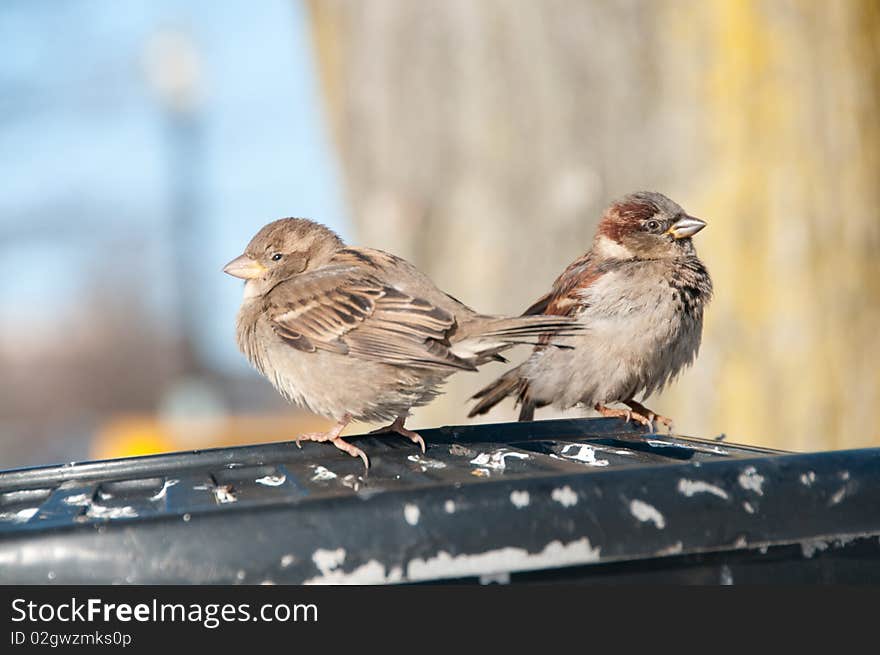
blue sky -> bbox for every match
[0,0,349,370]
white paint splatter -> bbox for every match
[510,490,530,509]
[341,474,360,491]
[312,548,346,576]
[0,508,38,523]
[280,554,296,568]
[444,500,456,514]
[62,494,91,506]
[404,503,420,526]
[743,501,755,514]
[677,478,729,500]
[469,450,529,472]
[656,542,683,556]
[800,471,816,486]
[256,474,286,487]
[560,444,609,467]
[829,486,847,505]
[85,505,138,519]
[551,486,578,507]
[213,486,237,504]
[720,565,734,585]
[407,455,447,469]
[630,499,666,529]
[448,444,474,458]
[311,466,337,481]
[479,572,511,585]
[647,439,728,455]
[801,539,830,559]
[304,560,404,585]
[406,537,601,582]
[647,439,681,448]
[150,479,179,501]
[738,466,765,495]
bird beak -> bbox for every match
[666,215,707,240]
[223,254,266,279]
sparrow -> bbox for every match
[469,191,712,430]
[224,218,579,467]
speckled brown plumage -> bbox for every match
[225,217,579,467]
[469,191,713,430]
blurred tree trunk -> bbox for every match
[304,0,880,451]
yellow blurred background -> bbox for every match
[1,0,878,467]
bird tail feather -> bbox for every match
[475,315,580,340]
[468,366,525,418]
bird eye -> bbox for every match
[271,253,283,261]
[646,220,660,232]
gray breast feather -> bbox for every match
[524,258,710,407]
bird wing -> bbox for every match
[266,265,475,371]
[523,253,606,317]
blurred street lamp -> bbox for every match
[143,28,202,113]
[142,27,205,377]
[142,27,230,442]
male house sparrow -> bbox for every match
[224,218,578,467]
[469,191,712,430]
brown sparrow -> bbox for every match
[469,191,712,430]
[224,218,578,467]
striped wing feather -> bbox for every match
[267,266,474,370]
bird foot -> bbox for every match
[624,400,674,434]
[294,415,369,470]
[595,403,654,429]
[368,417,426,453]
[296,432,370,470]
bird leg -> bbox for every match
[295,414,370,470]
[624,400,674,433]
[595,403,653,430]
[368,416,426,453]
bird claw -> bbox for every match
[595,404,643,427]
[295,431,370,471]
[624,401,674,434]
[595,403,659,431]
[330,437,370,471]
[369,417,426,453]
[292,415,369,471]
[628,410,654,430]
